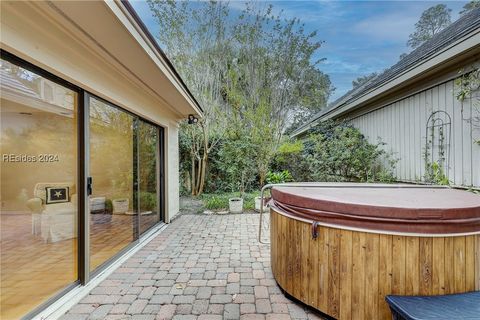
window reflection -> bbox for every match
[89,97,135,271]
[0,58,78,319]
[139,121,159,234]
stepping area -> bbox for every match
[61,214,325,320]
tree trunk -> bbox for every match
[259,169,266,187]
[194,158,202,196]
[197,154,208,195]
[191,155,196,196]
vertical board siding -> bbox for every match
[271,210,480,320]
[351,78,479,188]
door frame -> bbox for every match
[84,92,166,279]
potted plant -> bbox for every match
[254,196,269,212]
[112,198,129,214]
[229,197,244,214]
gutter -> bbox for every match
[120,0,203,115]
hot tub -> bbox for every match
[269,184,480,320]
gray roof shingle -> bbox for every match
[292,7,480,136]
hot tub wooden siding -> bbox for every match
[270,209,480,320]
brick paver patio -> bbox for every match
[60,214,325,320]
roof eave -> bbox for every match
[323,30,480,121]
[291,28,480,138]
[118,0,203,117]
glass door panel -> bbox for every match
[138,121,159,234]
[0,58,78,319]
[88,96,135,272]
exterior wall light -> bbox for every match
[188,114,198,124]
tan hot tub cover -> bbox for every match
[270,185,480,234]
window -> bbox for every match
[88,96,136,271]
[0,57,78,319]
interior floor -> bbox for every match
[0,211,158,320]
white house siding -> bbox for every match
[167,121,181,221]
[350,78,480,188]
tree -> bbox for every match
[407,4,451,49]
[148,0,230,196]
[225,3,332,186]
[148,1,332,193]
[352,72,377,89]
[455,67,480,145]
[460,1,480,15]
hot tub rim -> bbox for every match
[269,202,480,238]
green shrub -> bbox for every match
[266,170,293,184]
[271,140,311,182]
[139,191,157,211]
[201,192,259,211]
[217,136,257,194]
[242,192,258,210]
[305,121,397,182]
[204,195,229,210]
[425,161,450,185]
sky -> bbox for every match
[131,0,467,103]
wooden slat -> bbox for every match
[432,237,445,295]
[419,238,433,295]
[275,213,280,286]
[454,237,466,292]
[293,219,301,299]
[444,237,455,294]
[280,214,287,287]
[286,216,294,293]
[364,234,379,320]
[405,237,420,294]
[465,236,475,292]
[392,236,406,294]
[327,228,340,318]
[339,230,352,320]
[317,226,329,311]
[351,232,366,320]
[476,235,480,290]
[270,211,276,276]
[378,234,392,320]
[308,223,319,308]
[280,213,287,288]
[300,221,309,303]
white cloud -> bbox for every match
[351,12,417,42]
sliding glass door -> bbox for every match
[0,57,78,319]
[0,51,165,318]
[87,96,164,273]
[138,121,160,234]
[88,96,136,272]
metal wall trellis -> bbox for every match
[424,110,451,183]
